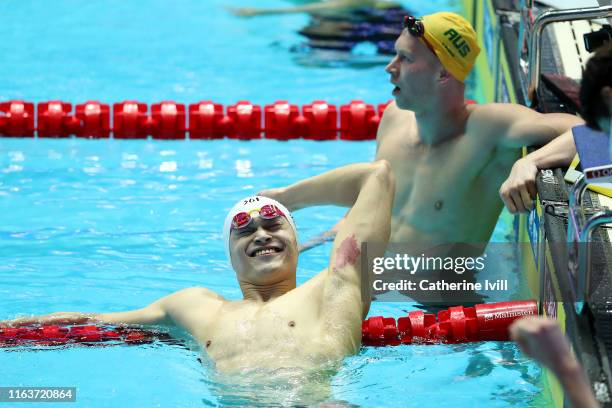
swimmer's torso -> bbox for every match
[163,275,361,373]
[376,102,520,249]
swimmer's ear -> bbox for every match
[438,68,452,83]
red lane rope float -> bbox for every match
[0,325,166,348]
[0,101,35,137]
[0,99,391,140]
[362,300,538,346]
[0,300,535,349]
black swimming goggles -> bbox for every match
[403,15,436,53]
[403,16,425,38]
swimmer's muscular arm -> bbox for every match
[319,161,394,321]
[0,309,167,328]
[263,103,397,251]
[276,162,390,211]
[276,104,398,211]
[0,287,220,328]
[473,103,582,213]
[474,102,582,152]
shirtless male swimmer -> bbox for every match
[262,12,582,255]
[256,12,582,306]
[0,162,394,374]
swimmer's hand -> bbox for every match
[227,7,264,17]
[499,157,538,214]
[258,187,296,210]
[510,316,600,408]
[510,316,575,374]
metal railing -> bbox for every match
[567,174,612,314]
[521,5,612,104]
[516,1,612,312]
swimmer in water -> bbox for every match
[0,162,394,375]
[229,0,407,58]
[228,0,399,18]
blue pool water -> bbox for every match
[0,0,545,407]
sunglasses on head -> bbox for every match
[231,204,285,230]
[403,15,425,37]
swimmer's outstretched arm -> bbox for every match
[0,313,96,328]
[260,160,390,252]
[262,161,392,212]
[228,0,378,17]
[0,287,219,328]
[292,102,395,252]
[0,301,170,328]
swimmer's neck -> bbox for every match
[238,277,296,302]
[414,92,469,147]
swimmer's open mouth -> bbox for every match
[392,86,401,95]
[248,246,283,257]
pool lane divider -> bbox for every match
[0,300,536,348]
[0,100,392,141]
[362,300,537,346]
[0,325,169,348]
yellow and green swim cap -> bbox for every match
[419,12,481,82]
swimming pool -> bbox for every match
[0,0,545,406]
[0,138,544,407]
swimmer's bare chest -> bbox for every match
[376,113,519,244]
[205,302,318,357]
[171,278,348,372]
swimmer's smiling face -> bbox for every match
[229,214,298,285]
[385,31,444,110]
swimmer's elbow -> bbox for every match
[372,160,395,192]
[372,159,390,175]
